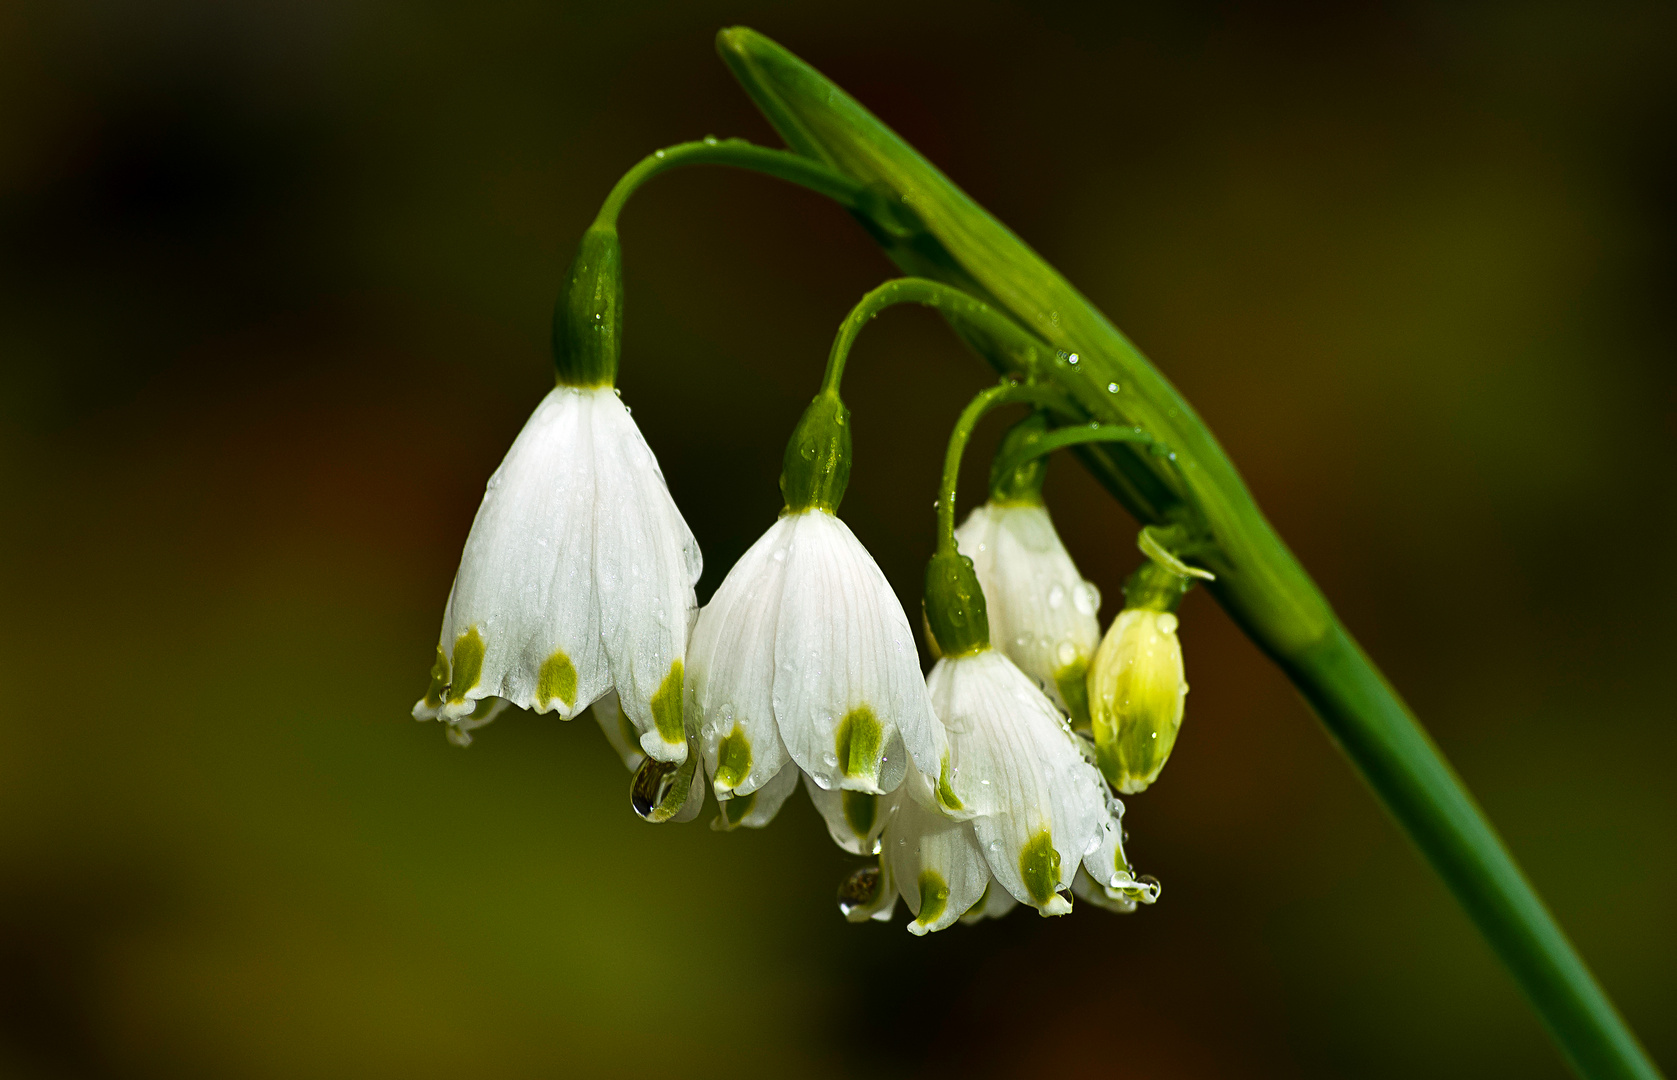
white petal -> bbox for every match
[434,387,610,722]
[429,696,508,747]
[772,511,942,792]
[712,760,801,831]
[589,390,702,763]
[804,773,892,855]
[590,690,645,771]
[925,650,1105,915]
[1071,868,1136,913]
[883,775,992,935]
[1080,796,1162,906]
[955,502,1100,717]
[958,880,1019,925]
[687,517,795,798]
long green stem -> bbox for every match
[717,27,1663,1080]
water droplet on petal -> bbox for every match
[837,865,883,916]
[630,758,679,819]
[1047,585,1066,609]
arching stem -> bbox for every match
[936,382,1078,553]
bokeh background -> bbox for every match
[2,1,1673,1077]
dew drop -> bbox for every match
[630,758,679,819]
[1107,382,1119,393]
[1047,584,1066,609]
[837,866,883,916]
[1073,582,1099,616]
[1057,641,1077,666]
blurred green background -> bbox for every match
[1,1,1672,1077]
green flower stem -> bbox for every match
[592,138,899,232]
[988,422,1161,483]
[936,382,1074,553]
[819,277,1060,396]
[717,26,1662,1080]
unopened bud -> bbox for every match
[1088,563,1189,793]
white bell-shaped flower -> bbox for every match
[877,757,1155,933]
[687,510,944,824]
[686,391,945,842]
[414,384,701,763]
[955,500,1101,724]
[926,648,1108,916]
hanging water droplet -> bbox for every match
[837,865,883,916]
[630,758,679,819]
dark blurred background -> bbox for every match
[1,1,1673,1077]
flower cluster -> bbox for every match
[413,228,1192,931]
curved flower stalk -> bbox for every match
[415,227,700,765]
[955,415,1102,726]
[686,391,944,843]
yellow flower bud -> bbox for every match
[1088,608,1187,793]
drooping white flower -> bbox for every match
[414,384,701,762]
[955,501,1101,724]
[925,648,1111,916]
[875,740,1156,933]
[686,507,945,841]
